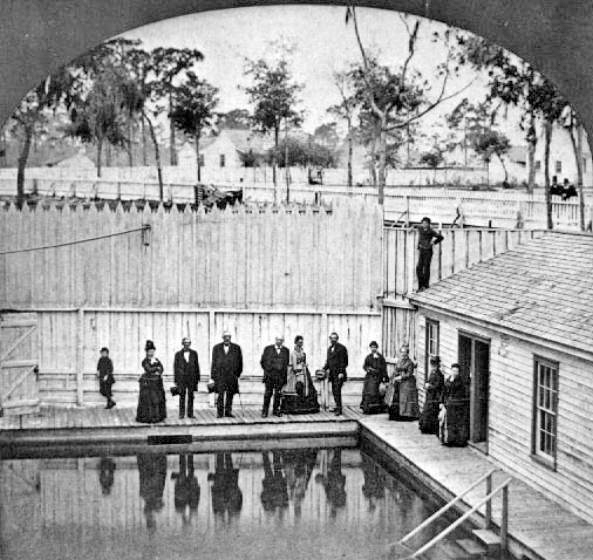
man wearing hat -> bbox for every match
[173,337,200,419]
[210,331,243,418]
[260,336,290,417]
[323,332,349,416]
[416,216,444,291]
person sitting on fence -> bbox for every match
[416,217,443,292]
[97,346,115,409]
[550,175,562,197]
[562,178,578,200]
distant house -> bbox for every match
[409,232,593,524]
[42,150,96,169]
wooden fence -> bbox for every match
[0,199,382,309]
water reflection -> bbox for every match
[0,447,475,560]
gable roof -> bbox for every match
[409,232,593,356]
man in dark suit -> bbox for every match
[323,332,348,416]
[260,336,290,417]
[211,331,243,418]
[174,337,200,419]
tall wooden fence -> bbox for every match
[0,201,383,406]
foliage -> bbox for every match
[419,149,444,169]
[313,122,340,149]
[218,108,252,130]
[267,135,338,168]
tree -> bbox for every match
[169,72,219,185]
[218,108,252,130]
[267,135,337,168]
[419,149,444,181]
[561,106,586,230]
[329,71,358,187]
[150,47,204,166]
[345,5,472,203]
[9,68,75,205]
[313,122,340,150]
[243,50,303,198]
[66,65,129,177]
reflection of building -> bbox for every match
[410,232,593,524]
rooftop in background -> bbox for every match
[409,232,593,357]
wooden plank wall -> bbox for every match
[0,200,382,310]
[382,227,542,300]
[415,308,593,525]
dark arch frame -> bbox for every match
[1,0,593,139]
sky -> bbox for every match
[121,5,498,140]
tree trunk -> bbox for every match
[127,119,134,167]
[284,118,290,204]
[96,137,103,178]
[273,126,279,202]
[347,118,353,189]
[526,118,537,193]
[497,153,509,182]
[143,112,163,201]
[141,117,147,166]
[169,89,177,166]
[544,120,553,230]
[377,124,387,205]
[568,121,586,230]
[195,131,202,183]
[16,123,34,207]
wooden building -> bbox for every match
[409,232,593,524]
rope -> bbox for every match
[0,225,150,255]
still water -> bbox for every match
[0,445,472,560]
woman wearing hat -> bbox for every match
[386,343,419,421]
[419,355,444,434]
[136,340,167,423]
[360,341,388,415]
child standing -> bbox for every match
[97,347,116,409]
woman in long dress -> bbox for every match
[386,344,419,421]
[438,363,469,446]
[419,355,444,434]
[360,341,388,414]
[136,340,167,423]
[281,335,319,414]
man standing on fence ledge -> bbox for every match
[416,217,444,292]
[173,337,200,419]
[323,332,348,416]
[211,331,243,418]
[260,336,290,417]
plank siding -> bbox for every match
[415,308,593,524]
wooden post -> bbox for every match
[485,472,492,529]
[500,485,509,556]
[76,307,84,406]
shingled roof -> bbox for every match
[409,232,593,356]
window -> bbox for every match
[198,154,205,167]
[535,160,541,171]
[555,160,562,173]
[219,154,226,168]
[532,357,559,465]
[424,319,440,380]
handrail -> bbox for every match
[404,477,513,560]
[397,468,498,546]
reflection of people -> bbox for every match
[283,448,317,519]
[173,338,200,419]
[260,336,290,417]
[137,453,167,532]
[438,364,469,447]
[98,457,116,496]
[360,341,388,415]
[136,340,167,423]
[361,453,385,511]
[323,333,348,416]
[260,451,289,515]
[97,347,116,409]
[315,449,347,517]
[281,336,320,415]
[208,453,243,521]
[419,356,445,434]
[172,454,200,524]
[211,332,243,418]
[387,344,419,421]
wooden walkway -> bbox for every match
[359,415,593,560]
[0,405,361,456]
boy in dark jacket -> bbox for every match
[416,217,443,291]
[97,347,116,409]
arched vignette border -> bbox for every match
[1,1,592,138]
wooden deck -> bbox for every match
[0,405,361,456]
[359,415,593,560]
